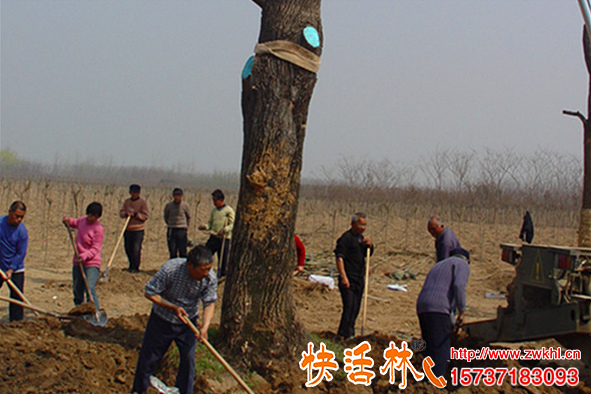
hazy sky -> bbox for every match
[1,1,588,179]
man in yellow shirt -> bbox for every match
[198,189,234,279]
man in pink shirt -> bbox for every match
[62,202,104,309]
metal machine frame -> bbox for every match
[464,243,591,365]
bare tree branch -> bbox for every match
[563,109,587,126]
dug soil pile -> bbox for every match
[1,286,589,393]
[0,315,146,393]
[1,187,590,392]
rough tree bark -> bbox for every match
[219,0,322,379]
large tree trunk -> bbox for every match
[579,27,591,246]
[219,0,322,379]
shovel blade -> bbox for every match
[83,309,108,327]
[99,268,110,283]
[150,375,180,394]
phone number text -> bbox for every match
[450,367,579,386]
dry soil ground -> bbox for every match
[0,189,589,393]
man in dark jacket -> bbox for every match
[519,211,534,243]
[335,212,374,339]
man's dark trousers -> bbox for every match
[205,236,230,278]
[418,312,452,378]
[167,228,188,259]
[132,312,197,394]
[124,230,144,271]
[337,279,364,339]
[0,272,24,321]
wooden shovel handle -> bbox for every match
[0,295,67,319]
[361,247,371,335]
[179,315,254,394]
[64,223,93,303]
[0,268,39,316]
[105,216,131,270]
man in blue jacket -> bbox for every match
[0,201,29,321]
[416,247,470,378]
[427,215,461,262]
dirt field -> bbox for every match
[0,182,589,393]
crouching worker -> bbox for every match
[416,247,470,378]
[132,245,217,394]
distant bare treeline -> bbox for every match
[312,148,581,208]
[297,148,581,240]
[0,146,582,260]
[0,150,239,191]
[1,147,582,224]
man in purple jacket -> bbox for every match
[0,201,29,321]
[427,215,461,262]
[416,248,470,378]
